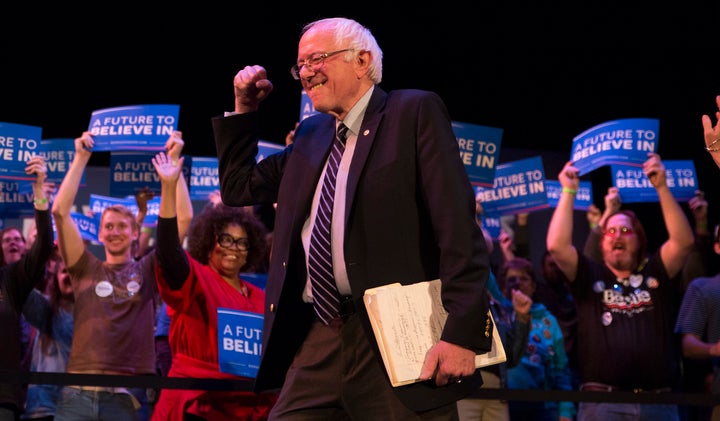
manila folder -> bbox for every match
[363,279,506,387]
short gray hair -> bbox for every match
[301,17,383,84]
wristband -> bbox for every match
[561,187,577,195]
[33,197,48,206]
[141,227,153,235]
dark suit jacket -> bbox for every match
[213,86,492,411]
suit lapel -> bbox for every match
[290,119,337,229]
[344,88,386,224]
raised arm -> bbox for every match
[15,156,54,300]
[164,131,193,240]
[644,153,694,278]
[51,133,92,267]
[152,150,189,290]
[546,161,580,282]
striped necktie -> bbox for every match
[308,123,348,324]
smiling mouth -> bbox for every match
[308,81,325,91]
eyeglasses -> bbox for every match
[603,226,634,238]
[217,233,249,251]
[2,235,23,244]
[290,48,354,80]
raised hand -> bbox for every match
[74,131,94,161]
[511,288,532,320]
[152,152,183,185]
[25,155,47,183]
[135,187,154,214]
[604,187,621,214]
[643,153,666,188]
[558,161,580,191]
[688,190,708,222]
[233,65,274,113]
[701,95,720,152]
[165,131,185,164]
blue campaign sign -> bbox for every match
[0,122,43,181]
[40,138,86,186]
[480,216,502,240]
[257,140,284,162]
[217,308,263,378]
[240,272,268,290]
[545,180,594,210]
[0,179,35,218]
[88,104,179,151]
[299,89,318,121]
[189,156,219,201]
[611,160,697,203]
[571,118,659,176]
[109,152,159,197]
[89,194,134,218]
[475,155,549,216]
[452,121,503,188]
[69,212,100,242]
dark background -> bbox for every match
[3,4,719,246]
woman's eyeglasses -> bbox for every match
[217,233,249,251]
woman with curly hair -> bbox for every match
[150,152,276,421]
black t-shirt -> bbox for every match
[571,251,682,390]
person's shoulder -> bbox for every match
[386,88,440,101]
[686,275,720,290]
[301,112,334,126]
[383,89,447,115]
[293,113,334,139]
[73,248,96,266]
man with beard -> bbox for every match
[546,153,693,421]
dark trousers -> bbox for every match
[268,314,457,421]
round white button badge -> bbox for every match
[95,281,113,298]
[127,280,140,296]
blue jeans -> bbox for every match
[54,386,141,421]
[578,402,679,421]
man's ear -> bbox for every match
[355,50,371,77]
